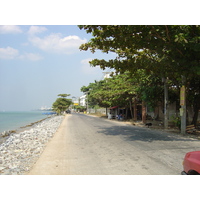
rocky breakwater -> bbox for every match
[0,115,64,175]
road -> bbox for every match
[28,113,200,175]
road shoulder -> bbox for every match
[27,115,69,175]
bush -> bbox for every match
[171,115,181,129]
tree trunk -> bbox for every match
[129,99,134,119]
[163,77,169,129]
[142,101,146,124]
[125,107,128,119]
[133,99,137,121]
[191,94,200,126]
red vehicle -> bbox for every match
[181,151,200,175]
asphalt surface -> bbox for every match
[28,113,200,175]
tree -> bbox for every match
[80,70,166,120]
[187,76,200,126]
[58,94,70,98]
[79,25,200,129]
[52,94,72,114]
[79,25,200,78]
[74,105,86,112]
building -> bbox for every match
[103,72,112,79]
[79,95,86,107]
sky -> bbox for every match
[0,25,116,111]
[0,0,196,112]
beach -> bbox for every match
[0,115,64,175]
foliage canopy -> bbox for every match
[79,25,200,79]
[79,25,200,125]
[52,94,72,114]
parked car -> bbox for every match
[66,110,71,114]
[181,151,200,175]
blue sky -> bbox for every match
[0,25,116,111]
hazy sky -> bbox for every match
[0,25,115,111]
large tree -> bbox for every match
[79,25,200,77]
[79,25,200,126]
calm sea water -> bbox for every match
[0,111,48,133]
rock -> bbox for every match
[0,116,64,175]
[0,166,5,171]
[1,130,10,137]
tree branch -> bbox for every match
[165,25,170,41]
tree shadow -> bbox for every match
[96,124,195,142]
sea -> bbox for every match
[0,111,49,133]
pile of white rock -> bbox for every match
[0,115,64,175]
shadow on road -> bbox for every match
[96,124,195,143]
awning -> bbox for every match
[109,106,119,110]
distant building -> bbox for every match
[103,72,112,79]
[40,106,52,111]
[79,95,86,107]
[72,96,79,106]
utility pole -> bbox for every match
[162,77,169,129]
[180,76,186,134]
[86,92,89,114]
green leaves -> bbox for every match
[79,25,200,79]
[58,94,70,98]
[52,94,72,114]
[174,33,188,43]
[79,25,200,118]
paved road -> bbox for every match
[29,113,200,175]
